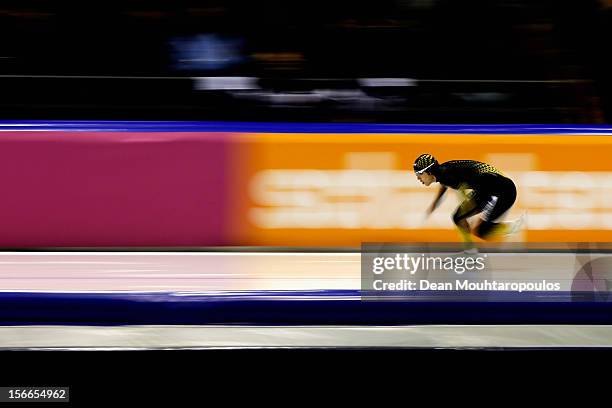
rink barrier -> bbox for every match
[1,290,612,326]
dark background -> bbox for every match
[0,349,607,404]
[1,0,611,123]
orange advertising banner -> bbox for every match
[228,133,612,245]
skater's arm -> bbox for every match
[427,185,447,216]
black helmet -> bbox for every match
[413,154,438,174]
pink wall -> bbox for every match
[0,132,230,246]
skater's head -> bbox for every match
[413,154,439,186]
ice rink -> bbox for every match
[0,250,611,349]
[0,250,604,292]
